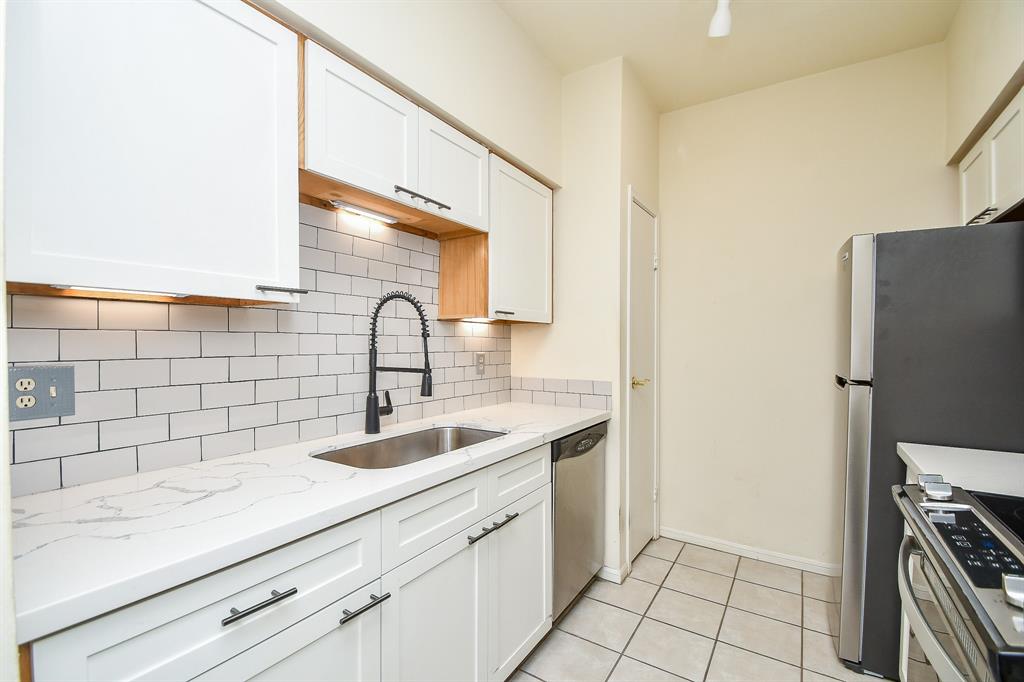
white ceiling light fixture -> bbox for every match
[328,199,399,225]
[708,0,731,38]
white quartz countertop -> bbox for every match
[897,442,1024,496]
[12,402,609,644]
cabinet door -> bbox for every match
[305,41,419,207]
[4,0,299,303]
[989,88,1024,218]
[959,142,991,225]
[195,581,383,682]
[381,521,488,682]
[487,484,553,682]
[418,110,489,230]
[488,155,553,323]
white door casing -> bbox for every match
[626,189,659,563]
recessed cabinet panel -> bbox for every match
[959,144,990,225]
[989,90,1024,217]
[418,110,489,230]
[305,41,419,208]
[4,0,299,303]
[488,155,553,323]
[381,528,488,682]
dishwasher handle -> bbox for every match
[554,422,608,462]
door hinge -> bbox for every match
[652,256,659,271]
[653,487,658,502]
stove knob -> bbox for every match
[1005,574,1024,609]
[923,481,953,501]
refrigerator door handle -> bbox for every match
[835,374,873,389]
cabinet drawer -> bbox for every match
[32,512,381,682]
[382,469,487,572]
[488,444,551,513]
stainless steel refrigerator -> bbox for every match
[835,221,1024,679]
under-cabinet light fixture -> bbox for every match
[462,317,496,323]
[708,0,731,37]
[328,199,399,225]
[52,285,188,298]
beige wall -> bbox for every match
[945,0,1024,161]
[658,43,958,568]
[261,0,563,185]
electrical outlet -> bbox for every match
[8,365,75,421]
[474,352,486,376]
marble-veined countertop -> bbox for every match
[12,402,609,643]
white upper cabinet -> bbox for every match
[418,110,490,230]
[488,155,553,323]
[304,41,419,208]
[959,85,1024,226]
[989,88,1024,218]
[4,0,300,303]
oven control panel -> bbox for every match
[931,510,1023,588]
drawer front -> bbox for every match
[33,512,381,682]
[487,444,550,513]
[382,469,487,572]
[195,580,383,682]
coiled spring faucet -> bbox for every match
[365,291,432,434]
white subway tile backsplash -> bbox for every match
[13,296,97,329]
[594,380,613,396]
[202,429,254,460]
[101,359,169,389]
[170,408,227,439]
[63,389,136,424]
[99,301,167,330]
[567,379,593,394]
[10,459,61,497]
[62,447,137,487]
[100,415,168,449]
[581,394,609,410]
[138,438,201,472]
[137,385,200,416]
[61,330,135,360]
[202,381,254,409]
[8,206,510,493]
[169,304,228,331]
[137,331,200,358]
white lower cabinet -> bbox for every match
[31,451,553,682]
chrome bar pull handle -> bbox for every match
[256,285,310,295]
[222,587,298,626]
[467,524,498,545]
[493,512,519,530]
[339,592,391,625]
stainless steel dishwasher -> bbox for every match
[552,421,607,619]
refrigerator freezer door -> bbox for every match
[837,235,875,382]
[838,382,872,664]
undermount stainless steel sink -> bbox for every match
[310,427,505,469]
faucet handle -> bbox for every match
[378,390,394,417]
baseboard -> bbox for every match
[597,563,627,584]
[659,526,841,576]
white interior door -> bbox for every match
[627,191,658,562]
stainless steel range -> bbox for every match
[893,476,1024,682]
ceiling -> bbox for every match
[497,0,960,112]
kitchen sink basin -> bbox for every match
[310,426,505,469]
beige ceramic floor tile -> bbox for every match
[586,577,659,614]
[609,657,687,682]
[803,597,840,635]
[735,557,802,594]
[803,571,839,602]
[521,629,619,682]
[677,544,740,576]
[803,670,841,682]
[557,596,642,652]
[717,607,801,666]
[706,642,801,682]
[663,564,733,604]
[642,537,685,561]
[625,618,716,682]
[647,587,726,638]
[728,580,802,625]
[508,671,542,682]
[631,555,673,585]
[802,629,875,682]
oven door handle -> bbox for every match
[897,536,967,682]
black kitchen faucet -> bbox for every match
[365,291,432,434]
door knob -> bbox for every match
[631,376,650,389]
